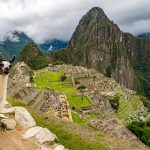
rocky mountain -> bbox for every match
[52,7,150,98]
[19,42,50,70]
[0,31,33,59]
[39,39,68,52]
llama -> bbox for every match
[0,56,15,109]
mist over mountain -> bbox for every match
[0,31,33,59]
[0,31,68,59]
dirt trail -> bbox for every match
[0,128,40,150]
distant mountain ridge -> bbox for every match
[0,31,68,59]
[39,39,68,52]
[0,31,33,59]
[138,33,150,38]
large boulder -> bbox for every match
[0,114,8,119]
[23,126,57,144]
[1,118,16,130]
[15,107,36,128]
[54,145,65,150]
[0,107,16,114]
[35,128,57,144]
[23,126,43,138]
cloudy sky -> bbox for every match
[0,0,150,43]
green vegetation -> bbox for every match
[106,65,113,78]
[77,85,86,90]
[109,95,119,111]
[31,111,108,150]
[134,63,150,99]
[60,73,67,82]
[128,121,150,147]
[34,68,76,94]
[140,96,150,112]
[19,42,50,70]
[7,97,27,107]
[72,112,87,125]
[88,111,102,118]
[50,48,74,65]
[7,97,106,149]
[67,95,91,110]
[115,88,144,120]
[33,67,93,125]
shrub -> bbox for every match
[77,85,86,90]
[60,74,67,82]
[75,79,80,85]
[52,61,64,66]
[127,121,150,147]
[109,95,119,111]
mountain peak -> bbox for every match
[77,7,109,28]
[4,31,21,42]
[88,7,107,18]
[89,7,104,13]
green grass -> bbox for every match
[67,95,91,109]
[34,67,93,125]
[115,88,144,120]
[34,68,76,94]
[72,112,88,125]
[128,121,150,147]
[8,97,107,150]
[27,100,35,106]
[7,97,27,107]
[88,111,102,118]
[30,111,108,150]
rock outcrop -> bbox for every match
[1,118,16,130]
[0,107,66,150]
[15,107,36,128]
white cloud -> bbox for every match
[0,0,150,43]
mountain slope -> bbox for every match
[54,7,136,90]
[124,33,150,98]
[0,31,33,59]
[19,42,50,70]
[53,7,150,98]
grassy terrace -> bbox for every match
[67,95,91,109]
[31,111,108,150]
[7,98,108,150]
[34,68,76,94]
[33,67,92,124]
[115,88,144,120]
[72,112,88,125]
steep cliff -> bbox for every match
[124,33,150,97]
[68,7,136,89]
